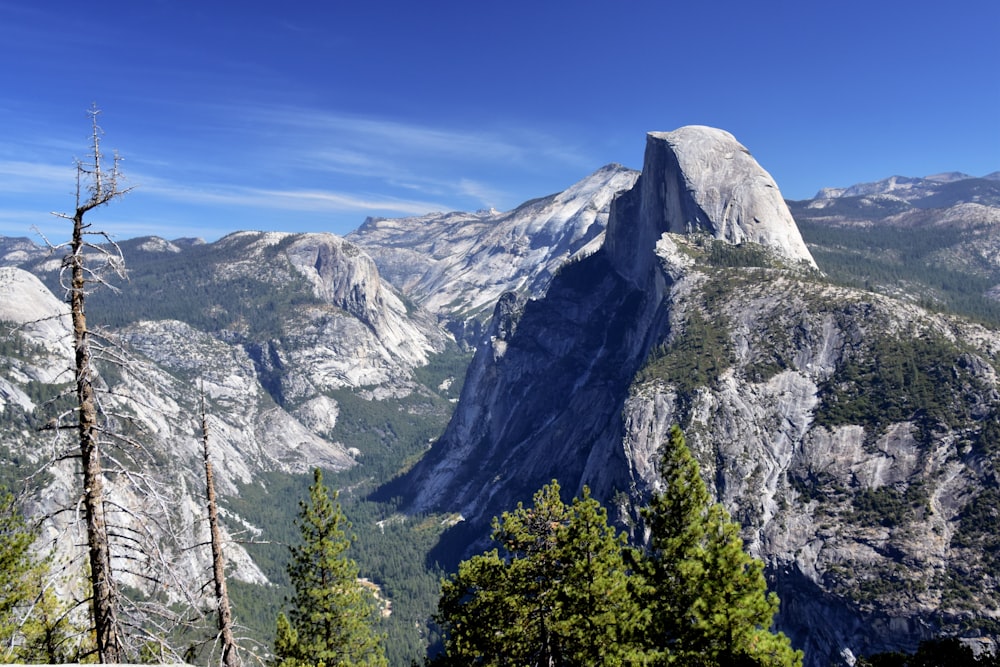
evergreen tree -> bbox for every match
[641,426,801,667]
[16,572,94,663]
[434,481,643,666]
[554,488,648,666]
[639,424,712,662]
[0,490,39,659]
[274,468,387,667]
[0,490,94,663]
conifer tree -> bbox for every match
[640,424,712,661]
[274,468,386,667]
[0,490,40,658]
[435,481,642,666]
[641,426,801,667]
[491,481,569,666]
[16,572,94,663]
[554,487,648,666]
[1,490,94,662]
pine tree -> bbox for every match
[0,490,94,663]
[435,481,643,666]
[641,426,802,667]
[640,424,712,662]
[16,572,94,663]
[433,549,513,666]
[274,468,387,667]
[0,490,39,659]
[554,487,648,666]
[492,481,569,666]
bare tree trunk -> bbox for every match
[70,210,121,663]
[55,106,132,664]
[201,395,239,667]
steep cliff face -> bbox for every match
[606,127,816,287]
[401,127,1000,665]
[407,126,820,519]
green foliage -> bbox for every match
[705,242,776,269]
[0,489,39,658]
[0,490,92,663]
[275,469,387,667]
[434,435,801,667]
[640,426,802,667]
[348,510,448,667]
[639,426,712,657]
[974,412,1000,457]
[951,487,1000,576]
[639,308,732,398]
[814,330,983,438]
[326,388,456,485]
[224,470,450,667]
[13,572,95,663]
[850,484,928,529]
[67,239,322,337]
[434,481,644,666]
[411,348,475,402]
[796,217,1000,326]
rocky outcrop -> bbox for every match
[606,127,816,286]
[279,233,450,395]
[348,164,639,341]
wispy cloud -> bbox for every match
[0,100,598,242]
[0,160,76,193]
[456,178,507,207]
[246,107,541,162]
[230,104,594,183]
[136,174,450,216]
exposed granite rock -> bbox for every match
[606,127,816,287]
[348,164,639,342]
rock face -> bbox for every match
[400,128,1000,665]
[405,126,819,518]
[606,127,816,286]
[348,164,639,341]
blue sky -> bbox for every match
[1,0,997,243]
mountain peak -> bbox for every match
[605,126,817,285]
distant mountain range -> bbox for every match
[809,170,1000,202]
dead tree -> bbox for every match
[200,393,240,667]
[51,105,132,663]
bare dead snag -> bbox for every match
[53,105,132,664]
[201,393,240,667]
